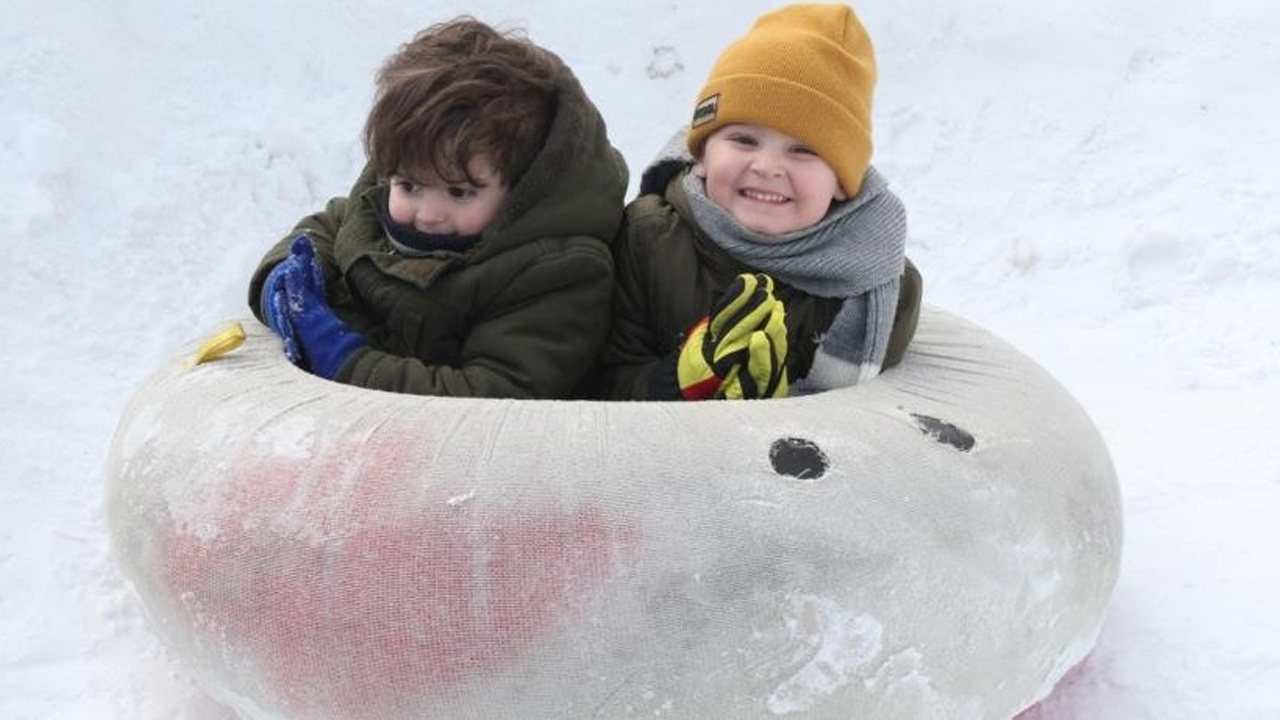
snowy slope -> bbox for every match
[2,0,1277,717]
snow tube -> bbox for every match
[106,306,1121,719]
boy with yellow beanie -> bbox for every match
[595,3,922,401]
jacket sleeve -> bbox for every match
[882,257,923,369]
[591,214,678,400]
[246,196,348,321]
[247,165,383,320]
[334,240,615,399]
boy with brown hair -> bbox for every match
[249,17,627,398]
[596,3,921,401]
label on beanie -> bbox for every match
[692,94,720,128]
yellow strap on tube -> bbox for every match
[184,322,246,369]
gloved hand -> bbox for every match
[260,235,326,364]
[279,239,366,380]
[720,296,788,399]
[675,273,789,400]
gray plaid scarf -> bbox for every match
[643,131,907,391]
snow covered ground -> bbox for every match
[2,0,1277,717]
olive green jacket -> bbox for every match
[595,174,922,400]
[249,69,628,398]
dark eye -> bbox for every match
[791,145,818,156]
[393,179,416,192]
[728,134,758,147]
[447,186,476,199]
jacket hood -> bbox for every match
[475,58,628,259]
[333,57,626,288]
[639,129,697,197]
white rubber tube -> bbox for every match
[106,306,1122,719]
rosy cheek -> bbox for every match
[387,195,414,225]
[462,206,493,235]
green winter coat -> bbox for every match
[595,173,922,400]
[249,70,628,399]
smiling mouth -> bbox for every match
[739,188,790,204]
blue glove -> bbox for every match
[260,235,325,363]
[281,245,366,380]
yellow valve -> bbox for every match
[184,322,246,369]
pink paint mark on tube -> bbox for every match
[163,434,636,718]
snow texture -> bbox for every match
[2,0,1278,718]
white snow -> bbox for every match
[2,0,1277,717]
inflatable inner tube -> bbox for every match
[106,306,1122,719]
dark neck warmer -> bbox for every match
[376,191,481,257]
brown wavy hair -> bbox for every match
[363,18,559,186]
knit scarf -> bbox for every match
[677,161,907,391]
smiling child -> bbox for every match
[595,3,922,401]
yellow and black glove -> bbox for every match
[720,292,788,400]
[674,273,789,400]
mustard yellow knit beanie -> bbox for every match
[687,4,877,196]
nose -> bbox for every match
[749,152,785,178]
[415,201,447,229]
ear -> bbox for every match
[833,183,849,201]
[692,160,707,179]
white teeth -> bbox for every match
[740,188,788,203]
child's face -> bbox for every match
[387,156,509,237]
[694,124,846,236]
